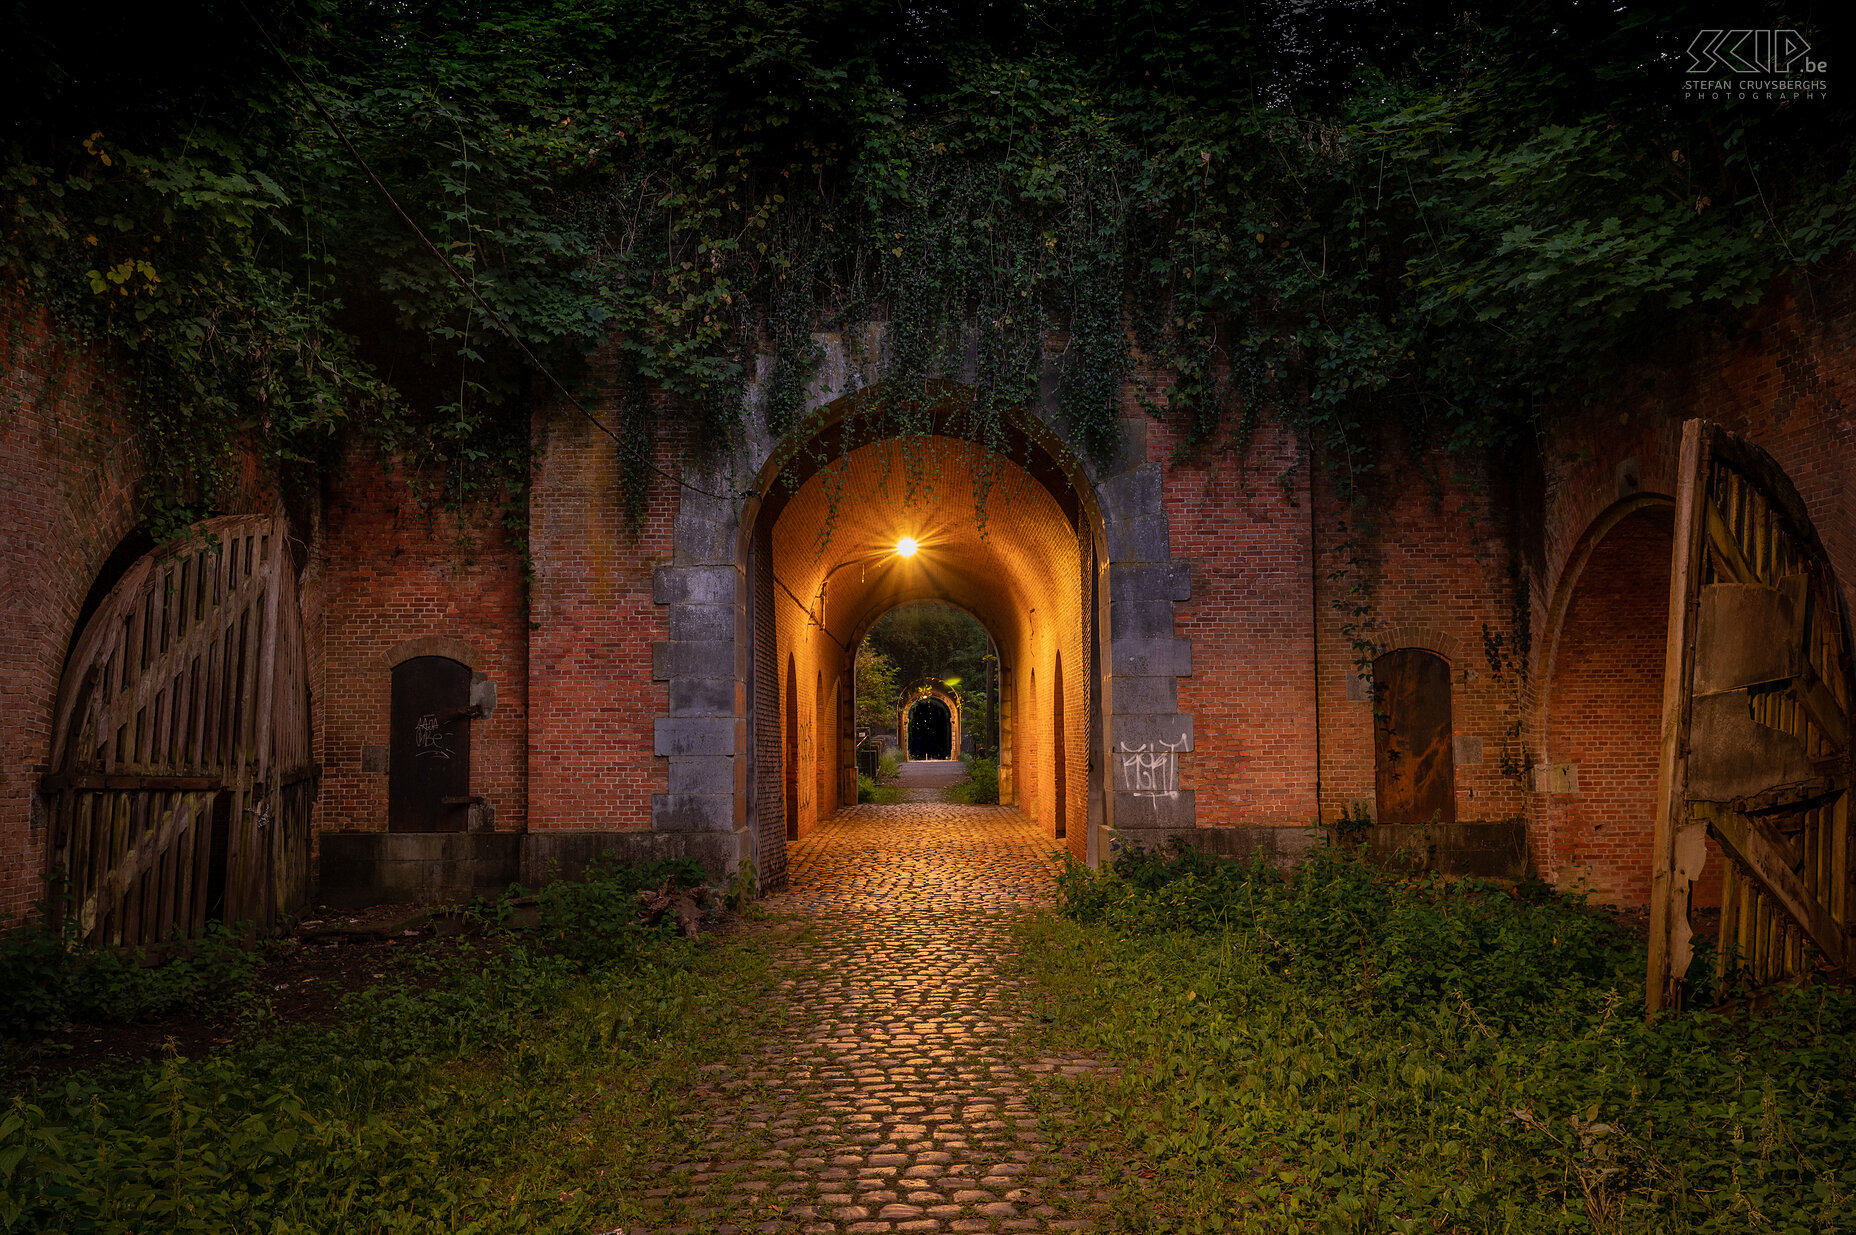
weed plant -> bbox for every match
[857,773,903,804]
[0,858,769,1233]
[947,758,1001,805]
[1,921,257,1040]
[1028,844,1856,1234]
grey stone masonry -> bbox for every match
[650,328,1200,867]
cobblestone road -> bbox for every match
[892,761,968,803]
[639,804,1109,1234]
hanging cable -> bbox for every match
[235,0,734,503]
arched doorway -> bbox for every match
[39,514,313,941]
[1540,500,1685,908]
[741,398,1112,879]
[907,696,953,759]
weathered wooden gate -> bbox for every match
[41,515,315,944]
[1647,420,1855,1010]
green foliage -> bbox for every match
[877,749,903,781]
[516,854,708,970]
[0,857,761,1233]
[947,757,1001,805]
[7,3,1848,529]
[857,772,902,805]
[867,602,992,733]
[1031,846,1856,1232]
[855,644,901,733]
[0,920,257,1040]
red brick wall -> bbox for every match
[1158,417,1320,826]
[313,442,530,834]
[0,305,144,925]
[1539,511,1671,907]
[525,406,673,830]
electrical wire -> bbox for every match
[235,0,735,503]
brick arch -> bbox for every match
[653,366,1196,882]
[1371,627,1464,665]
[1533,497,1694,908]
[381,634,484,672]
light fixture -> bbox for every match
[895,536,919,558]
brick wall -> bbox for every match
[526,404,674,830]
[313,441,530,835]
[0,305,145,924]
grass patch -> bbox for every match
[0,858,778,1233]
[1020,844,1856,1234]
[857,772,904,803]
[946,757,1000,804]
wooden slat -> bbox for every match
[1649,420,1710,1013]
[1695,800,1847,971]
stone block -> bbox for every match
[652,564,737,606]
[1453,735,1484,766]
[655,715,740,757]
[317,832,521,909]
[1111,637,1192,678]
[673,513,736,565]
[1181,824,1324,868]
[668,755,737,794]
[653,792,738,832]
[669,602,736,641]
[660,640,738,680]
[1109,674,1177,714]
[1110,560,1191,602]
[670,675,737,715]
[1100,464,1162,520]
[1108,598,1176,641]
[1110,713,1194,751]
[1106,513,1171,564]
[1340,819,1528,880]
[1106,786,1197,833]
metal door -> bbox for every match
[1647,420,1854,1010]
[388,656,472,832]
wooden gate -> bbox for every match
[1647,420,1855,1010]
[40,515,315,944]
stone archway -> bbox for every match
[649,363,1198,888]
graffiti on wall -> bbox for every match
[1117,736,1185,799]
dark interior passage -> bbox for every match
[908,697,953,759]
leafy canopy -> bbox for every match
[4,0,1850,527]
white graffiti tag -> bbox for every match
[414,712,453,760]
[1117,735,1186,799]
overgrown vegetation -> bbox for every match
[0,922,257,1041]
[948,756,1002,804]
[1027,845,1856,1233]
[5,1,1849,530]
[0,858,770,1233]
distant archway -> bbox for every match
[907,696,953,759]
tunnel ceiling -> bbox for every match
[768,435,1081,658]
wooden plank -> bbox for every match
[1695,800,1847,971]
[39,773,227,793]
[1795,665,1851,751]
[1648,419,1710,1013]
[1706,505,1756,585]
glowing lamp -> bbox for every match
[895,537,919,558]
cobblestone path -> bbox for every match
[639,804,1109,1234]
[893,760,968,803]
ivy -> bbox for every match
[3,1,1850,534]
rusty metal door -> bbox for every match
[41,515,315,943]
[389,656,472,833]
[1373,649,1457,824]
[1647,420,1854,1010]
